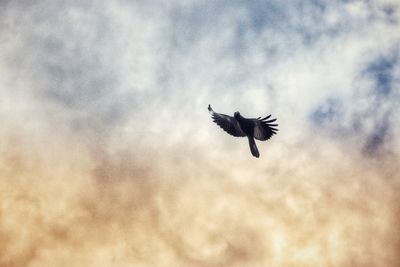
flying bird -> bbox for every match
[208,104,278,158]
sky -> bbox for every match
[0,0,399,266]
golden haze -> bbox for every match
[0,131,399,267]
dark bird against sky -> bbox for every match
[208,104,278,158]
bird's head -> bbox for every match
[234,111,240,119]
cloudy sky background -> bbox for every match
[0,0,399,266]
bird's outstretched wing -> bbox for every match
[208,105,246,137]
[250,115,278,141]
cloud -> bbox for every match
[0,0,399,266]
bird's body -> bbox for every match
[208,104,278,158]
[234,112,254,135]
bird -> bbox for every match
[208,104,278,158]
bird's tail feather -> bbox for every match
[248,137,260,158]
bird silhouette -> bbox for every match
[208,104,278,158]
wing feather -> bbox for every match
[208,105,246,137]
[250,114,279,141]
